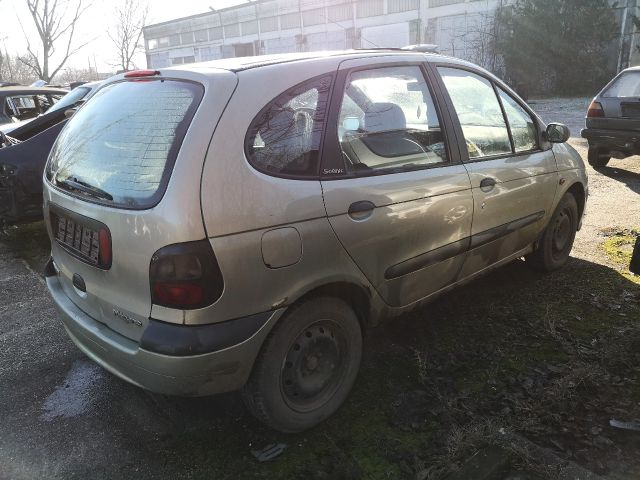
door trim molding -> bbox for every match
[384,210,545,280]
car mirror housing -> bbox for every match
[546,123,570,143]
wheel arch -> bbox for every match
[286,281,377,333]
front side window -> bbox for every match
[497,88,537,152]
[245,75,333,178]
[337,65,447,174]
[438,67,511,159]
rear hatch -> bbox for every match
[43,69,237,342]
[591,71,640,131]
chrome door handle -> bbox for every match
[480,177,496,192]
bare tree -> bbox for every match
[109,0,148,72]
[19,0,93,82]
[1,50,39,84]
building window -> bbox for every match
[241,20,258,35]
[169,34,181,47]
[302,8,325,27]
[388,0,419,13]
[180,32,193,44]
[260,16,278,33]
[158,36,170,48]
[327,4,352,22]
[224,23,240,38]
[172,56,196,65]
[429,0,465,6]
[148,38,158,50]
[280,12,301,30]
[209,26,223,40]
[356,0,384,18]
[194,29,208,42]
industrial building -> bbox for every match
[142,0,505,69]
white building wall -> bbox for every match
[143,0,504,68]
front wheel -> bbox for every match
[242,296,362,432]
[526,193,578,272]
[587,147,610,168]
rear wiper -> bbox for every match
[58,177,113,201]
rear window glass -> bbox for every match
[604,72,640,97]
[47,79,203,209]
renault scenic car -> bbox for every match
[43,50,587,432]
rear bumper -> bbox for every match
[581,127,640,154]
[45,261,283,396]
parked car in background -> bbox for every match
[0,85,67,127]
[582,66,640,167]
[0,81,102,225]
[42,51,586,432]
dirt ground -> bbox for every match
[0,98,639,480]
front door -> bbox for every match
[434,66,559,278]
[320,58,473,307]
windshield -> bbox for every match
[47,79,203,209]
[46,86,92,114]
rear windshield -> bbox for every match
[603,72,640,98]
[46,79,203,209]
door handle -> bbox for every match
[348,200,375,220]
[480,177,496,192]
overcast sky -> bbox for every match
[0,0,244,74]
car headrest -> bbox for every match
[364,102,406,133]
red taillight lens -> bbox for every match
[152,282,204,306]
[124,69,160,78]
[587,100,604,118]
[98,228,111,268]
[149,240,224,309]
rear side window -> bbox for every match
[438,67,511,159]
[47,79,203,209]
[245,75,333,178]
[604,72,640,97]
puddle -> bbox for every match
[41,360,104,421]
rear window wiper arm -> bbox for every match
[58,177,113,201]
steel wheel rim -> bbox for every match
[280,320,347,413]
[551,208,573,260]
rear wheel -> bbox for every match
[242,296,362,432]
[526,193,578,272]
[587,147,610,168]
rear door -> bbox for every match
[434,65,558,277]
[321,58,473,307]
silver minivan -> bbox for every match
[43,51,587,432]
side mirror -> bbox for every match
[546,123,570,143]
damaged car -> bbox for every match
[0,81,102,226]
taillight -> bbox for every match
[587,100,604,118]
[149,240,223,309]
[98,228,111,268]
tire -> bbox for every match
[526,193,578,272]
[242,296,362,433]
[587,147,610,168]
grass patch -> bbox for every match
[601,227,640,285]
